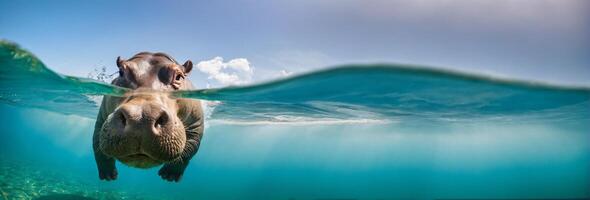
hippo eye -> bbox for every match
[175,74,183,81]
[158,68,174,84]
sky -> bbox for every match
[1,0,589,88]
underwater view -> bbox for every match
[1,39,589,200]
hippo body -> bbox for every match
[93,52,203,182]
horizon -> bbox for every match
[1,0,589,88]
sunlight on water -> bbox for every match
[1,40,589,199]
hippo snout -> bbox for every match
[99,94,187,169]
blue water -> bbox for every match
[1,40,589,199]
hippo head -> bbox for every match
[99,52,193,168]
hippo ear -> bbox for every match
[182,60,193,74]
[116,56,126,76]
[116,56,124,68]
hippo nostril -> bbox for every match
[155,112,169,128]
[119,112,127,127]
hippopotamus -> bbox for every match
[93,52,204,182]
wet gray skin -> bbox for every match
[93,52,204,182]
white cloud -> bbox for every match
[269,50,334,72]
[196,57,254,86]
[249,49,334,82]
[279,69,293,77]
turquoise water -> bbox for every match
[1,40,589,199]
